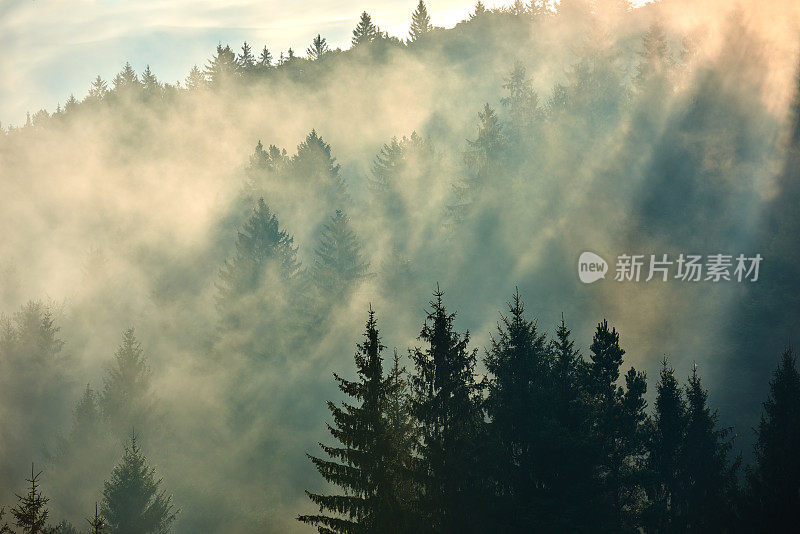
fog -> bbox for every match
[0,0,798,531]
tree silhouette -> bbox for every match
[408,1,432,43]
[352,12,379,46]
[11,464,50,534]
[306,34,329,60]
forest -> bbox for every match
[1,0,799,532]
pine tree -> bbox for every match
[645,357,686,532]
[384,350,418,518]
[298,308,406,533]
[101,432,177,534]
[409,288,485,532]
[681,365,738,531]
[112,63,141,93]
[238,41,255,70]
[257,46,273,70]
[311,210,369,302]
[306,34,329,60]
[11,465,50,534]
[746,348,800,531]
[87,76,108,102]
[184,66,206,91]
[140,66,161,100]
[408,1,432,43]
[205,43,238,87]
[501,62,541,140]
[290,129,347,205]
[484,289,551,529]
[462,103,506,187]
[352,12,379,46]
[87,503,104,534]
[470,1,486,19]
[101,328,153,436]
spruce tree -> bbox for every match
[645,357,686,532]
[483,289,550,529]
[140,66,161,100]
[290,129,348,206]
[11,465,50,534]
[501,62,541,141]
[306,34,329,60]
[87,76,108,102]
[456,104,506,209]
[311,210,370,302]
[184,66,206,91]
[299,308,406,533]
[746,348,800,531]
[408,1,432,43]
[205,44,238,87]
[101,328,153,436]
[681,365,738,532]
[258,46,273,69]
[238,41,255,70]
[409,288,485,533]
[101,433,177,534]
[112,63,140,94]
[352,12,379,46]
[87,503,104,534]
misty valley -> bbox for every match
[1,0,799,533]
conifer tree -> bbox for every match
[311,210,369,302]
[237,42,255,70]
[101,328,153,436]
[0,508,10,534]
[257,46,273,70]
[101,432,177,534]
[645,357,686,532]
[112,63,140,93]
[290,129,348,206]
[87,76,108,102]
[140,66,161,100]
[470,1,486,19]
[205,44,238,87]
[461,104,506,191]
[352,12,379,46]
[501,62,541,140]
[408,1,432,43]
[746,348,800,531]
[484,290,551,529]
[184,66,206,91]
[299,308,406,533]
[681,365,738,531]
[306,34,329,60]
[87,503,104,534]
[409,288,485,532]
[11,464,50,534]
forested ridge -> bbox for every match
[1,0,799,532]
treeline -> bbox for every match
[300,290,800,533]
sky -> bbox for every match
[0,0,648,127]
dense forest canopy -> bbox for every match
[1,0,799,532]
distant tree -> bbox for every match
[205,44,239,87]
[470,1,487,19]
[101,432,177,534]
[464,103,506,184]
[645,357,686,532]
[184,66,206,90]
[11,465,50,534]
[238,41,256,70]
[501,62,541,143]
[635,21,675,89]
[140,66,161,100]
[409,288,485,532]
[112,63,141,94]
[306,34,329,60]
[408,1,432,43]
[298,308,408,532]
[311,210,370,302]
[87,503,104,534]
[290,129,348,205]
[257,46,273,69]
[352,11,379,46]
[484,289,551,529]
[510,0,527,16]
[681,365,739,531]
[64,95,78,113]
[746,348,800,531]
[87,76,108,102]
[101,329,153,436]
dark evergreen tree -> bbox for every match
[290,129,348,206]
[645,357,686,532]
[455,104,507,212]
[257,46,273,69]
[298,308,407,533]
[681,365,739,532]
[140,66,161,100]
[470,1,486,19]
[87,503,104,534]
[311,210,370,302]
[205,44,239,87]
[306,34,329,60]
[101,433,177,534]
[112,63,141,94]
[409,288,485,533]
[352,12,379,46]
[11,465,50,534]
[746,349,800,532]
[483,290,551,530]
[408,1,432,43]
